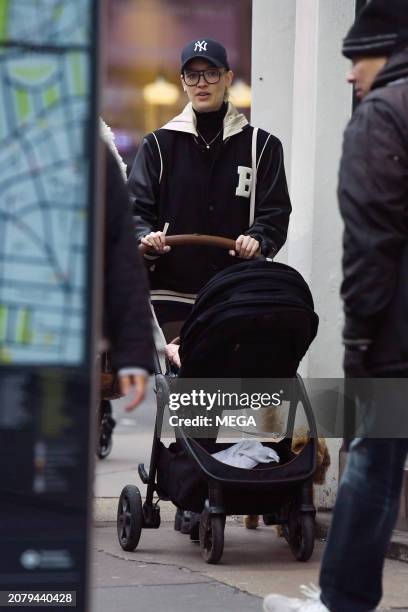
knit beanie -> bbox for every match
[342,0,408,59]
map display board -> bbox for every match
[0,2,98,610]
[0,0,93,365]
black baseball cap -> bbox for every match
[181,38,230,71]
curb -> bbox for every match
[94,499,408,563]
[94,498,242,525]
[315,511,408,564]
[94,497,175,523]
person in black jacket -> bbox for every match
[104,142,154,410]
[264,2,408,611]
[128,38,291,327]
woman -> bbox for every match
[128,38,292,330]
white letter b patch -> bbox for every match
[235,166,253,198]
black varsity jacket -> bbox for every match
[128,102,292,297]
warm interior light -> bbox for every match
[229,79,251,108]
[143,76,180,106]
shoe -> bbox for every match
[190,520,200,542]
[244,514,259,529]
[263,584,329,612]
[101,414,116,438]
[97,415,116,458]
[180,511,200,535]
[174,508,183,531]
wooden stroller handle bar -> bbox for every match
[138,234,236,254]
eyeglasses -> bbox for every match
[182,68,224,86]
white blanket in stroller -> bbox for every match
[212,440,280,469]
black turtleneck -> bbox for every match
[194,101,228,147]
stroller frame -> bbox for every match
[119,366,318,563]
[116,235,319,564]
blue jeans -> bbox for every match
[320,437,408,611]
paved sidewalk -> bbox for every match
[91,394,408,611]
[92,523,262,611]
[91,520,408,612]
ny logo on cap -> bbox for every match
[194,40,208,52]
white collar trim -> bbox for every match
[161,102,248,140]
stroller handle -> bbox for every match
[139,234,236,254]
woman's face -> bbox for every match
[181,58,233,113]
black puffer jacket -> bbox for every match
[339,47,408,373]
[104,145,154,372]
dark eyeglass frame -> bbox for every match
[182,68,225,86]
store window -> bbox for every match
[103,0,252,169]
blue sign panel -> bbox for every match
[0,0,94,365]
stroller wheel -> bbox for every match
[199,514,224,564]
[287,512,315,562]
[117,485,143,551]
[96,401,116,460]
[180,511,200,535]
[97,433,113,460]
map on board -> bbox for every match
[0,0,93,365]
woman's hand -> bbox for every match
[141,231,171,254]
[229,235,260,259]
[165,343,181,368]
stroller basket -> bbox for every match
[157,434,316,514]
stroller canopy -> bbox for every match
[179,260,319,378]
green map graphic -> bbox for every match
[0,0,90,46]
[0,0,93,364]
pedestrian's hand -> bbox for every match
[119,373,148,411]
[229,235,260,259]
[141,231,171,254]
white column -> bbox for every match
[305,0,354,380]
[306,0,354,508]
[251,0,296,181]
[286,0,319,289]
[252,0,356,508]
[251,0,296,264]
[253,0,354,377]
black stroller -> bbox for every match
[117,236,319,565]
